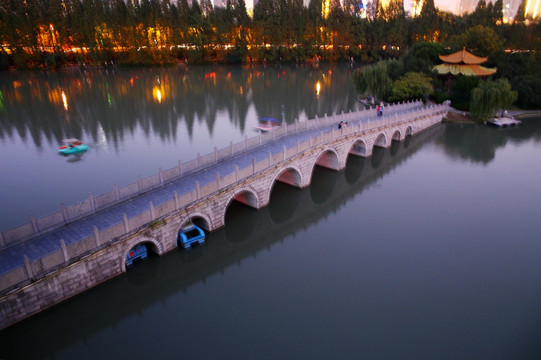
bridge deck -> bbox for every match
[0,104,427,276]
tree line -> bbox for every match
[0,0,539,69]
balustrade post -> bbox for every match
[178,160,183,177]
[137,175,142,193]
[195,181,201,199]
[245,135,248,149]
[61,203,68,222]
[252,158,256,174]
[197,153,201,167]
[89,193,96,212]
[114,184,120,201]
[174,191,179,210]
[60,239,69,263]
[216,173,220,189]
[283,145,287,161]
[230,141,233,156]
[24,255,33,279]
[214,147,218,162]
[123,213,129,233]
[268,151,272,166]
[296,139,300,154]
[94,226,100,247]
[149,201,155,220]
[159,168,164,185]
[31,215,38,234]
[235,165,239,181]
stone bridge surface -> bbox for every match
[0,100,450,329]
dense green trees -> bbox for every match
[470,78,517,120]
[0,0,539,70]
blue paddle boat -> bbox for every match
[178,224,205,249]
[58,138,89,155]
[126,244,148,266]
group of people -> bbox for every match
[338,121,349,129]
[377,103,384,116]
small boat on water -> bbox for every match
[126,244,148,267]
[254,117,282,132]
[58,138,89,155]
[486,117,521,128]
[178,224,206,249]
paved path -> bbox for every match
[0,104,424,275]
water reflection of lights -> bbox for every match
[154,87,163,103]
[61,91,68,110]
[96,123,109,152]
[316,81,321,97]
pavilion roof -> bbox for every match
[438,47,488,65]
[433,63,497,76]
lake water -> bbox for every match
[1,65,541,359]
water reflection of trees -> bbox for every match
[437,119,541,164]
[0,64,362,149]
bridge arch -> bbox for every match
[348,139,368,157]
[273,166,303,188]
[314,147,340,170]
[405,125,413,136]
[226,186,260,209]
[121,236,163,271]
[374,133,387,148]
[179,212,212,231]
[391,130,401,141]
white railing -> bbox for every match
[0,99,424,249]
[0,101,450,294]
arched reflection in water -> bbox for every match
[310,166,339,204]
[371,147,386,169]
[390,139,400,156]
[344,155,366,185]
[269,182,302,224]
[224,201,258,243]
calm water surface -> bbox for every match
[0,63,362,231]
[1,66,541,359]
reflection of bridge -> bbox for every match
[0,100,450,329]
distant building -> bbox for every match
[458,0,538,21]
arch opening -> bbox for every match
[392,130,401,142]
[231,190,259,209]
[178,215,209,249]
[349,140,367,157]
[274,167,302,188]
[374,133,387,148]
[406,126,413,137]
[125,241,159,269]
[315,149,339,170]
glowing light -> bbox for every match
[61,91,68,110]
[316,81,321,97]
[525,0,541,18]
[153,87,163,103]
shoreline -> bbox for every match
[443,108,541,123]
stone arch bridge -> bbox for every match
[0,100,450,329]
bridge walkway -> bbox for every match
[0,103,425,276]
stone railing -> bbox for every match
[0,99,423,249]
[0,101,450,294]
